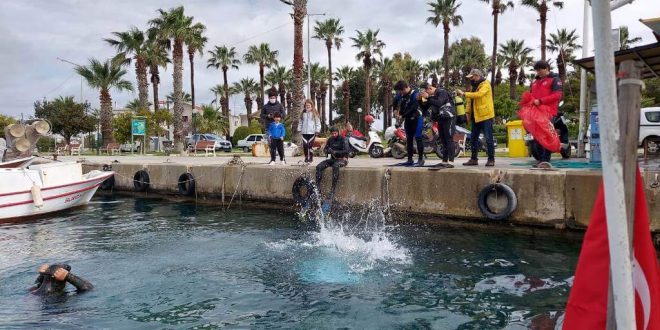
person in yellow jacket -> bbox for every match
[456,69,495,167]
[454,94,467,126]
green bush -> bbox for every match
[249,119,262,134]
[36,137,56,153]
[232,126,250,145]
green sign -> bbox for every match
[131,118,146,136]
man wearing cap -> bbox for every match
[457,69,495,167]
[528,60,563,169]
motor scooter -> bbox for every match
[346,127,384,158]
[385,121,462,159]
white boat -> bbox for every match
[0,161,114,220]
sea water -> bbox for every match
[0,196,580,329]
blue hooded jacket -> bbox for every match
[268,122,286,139]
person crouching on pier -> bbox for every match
[267,113,286,165]
[298,99,321,164]
[316,126,349,197]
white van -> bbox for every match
[640,107,660,148]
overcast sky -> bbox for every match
[0,0,657,119]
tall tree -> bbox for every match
[424,59,443,86]
[619,25,643,50]
[76,58,133,146]
[334,66,354,124]
[548,28,580,83]
[279,0,306,143]
[479,0,514,88]
[231,78,259,116]
[185,21,207,121]
[33,97,96,145]
[426,0,463,88]
[313,18,344,127]
[449,37,490,88]
[265,65,292,108]
[105,27,149,110]
[377,58,397,130]
[520,0,564,61]
[351,29,385,116]
[307,63,328,130]
[143,39,170,112]
[207,45,241,116]
[498,39,532,99]
[243,43,279,111]
[149,6,194,151]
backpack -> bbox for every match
[430,89,455,121]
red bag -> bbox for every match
[517,92,561,152]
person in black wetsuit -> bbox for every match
[394,80,425,167]
[29,263,93,295]
[315,126,349,197]
[420,82,456,168]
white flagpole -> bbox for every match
[590,0,636,328]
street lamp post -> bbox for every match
[307,12,325,99]
[57,57,83,103]
[357,107,363,131]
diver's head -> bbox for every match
[33,264,70,295]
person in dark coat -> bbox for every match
[261,90,286,140]
[420,82,456,168]
[29,263,93,296]
[394,80,425,167]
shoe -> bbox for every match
[268,161,276,166]
[463,159,478,166]
[280,160,287,165]
[431,163,447,168]
[445,162,455,169]
[402,160,415,167]
[537,161,552,169]
[485,159,495,167]
[414,159,425,167]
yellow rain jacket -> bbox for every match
[464,80,494,123]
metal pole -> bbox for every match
[307,15,311,99]
[591,1,636,328]
[577,0,591,158]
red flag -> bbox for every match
[563,168,660,329]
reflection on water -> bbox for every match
[0,196,580,329]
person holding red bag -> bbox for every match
[528,60,563,168]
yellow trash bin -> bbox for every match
[506,120,527,158]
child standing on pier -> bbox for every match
[268,113,286,165]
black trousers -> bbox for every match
[302,134,315,161]
[437,118,455,162]
[269,138,284,161]
[404,117,424,162]
[536,140,552,162]
[315,158,348,195]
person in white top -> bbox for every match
[297,99,322,163]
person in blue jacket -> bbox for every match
[267,113,286,165]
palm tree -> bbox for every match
[196,105,229,135]
[520,0,564,61]
[480,0,514,88]
[307,63,328,130]
[265,65,291,108]
[351,29,385,115]
[125,99,144,111]
[426,0,463,88]
[143,39,170,111]
[313,18,344,126]
[185,22,207,118]
[403,59,423,85]
[231,78,259,116]
[243,43,279,111]
[498,39,532,99]
[377,58,397,130]
[334,65,354,124]
[166,91,192,104]
[279,0,306,143]
[548,28,580,83]
[495,55,506,85]
[76,58,133,146]
[207,45,241,117]
[619,25,643,50]
[149,6,193,150]
[449,37,490,88]
[425,59,443,86]
[105,27,149,110]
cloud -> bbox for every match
[0,0,656,119]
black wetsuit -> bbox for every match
[397,89,424,163]
[422,88,456,162]
[30,264,93,295]
[316,135,349,196]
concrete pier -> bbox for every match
[75,155,660,233]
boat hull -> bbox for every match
[0,171,114,220]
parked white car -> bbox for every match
[640,107,660,148]
[236,134,265,152]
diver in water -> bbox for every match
[29,263,93,295]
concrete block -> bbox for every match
[564,171,601,228]
[110,163,148,191]
[387,168,491,218]
[506,170,566,226]
[189,165,225,197]
[332,167,384,204]
[144,163,189,194]
[237,165,313,201]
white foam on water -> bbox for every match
[474,274,566,297]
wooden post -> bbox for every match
[606,59,644,329]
